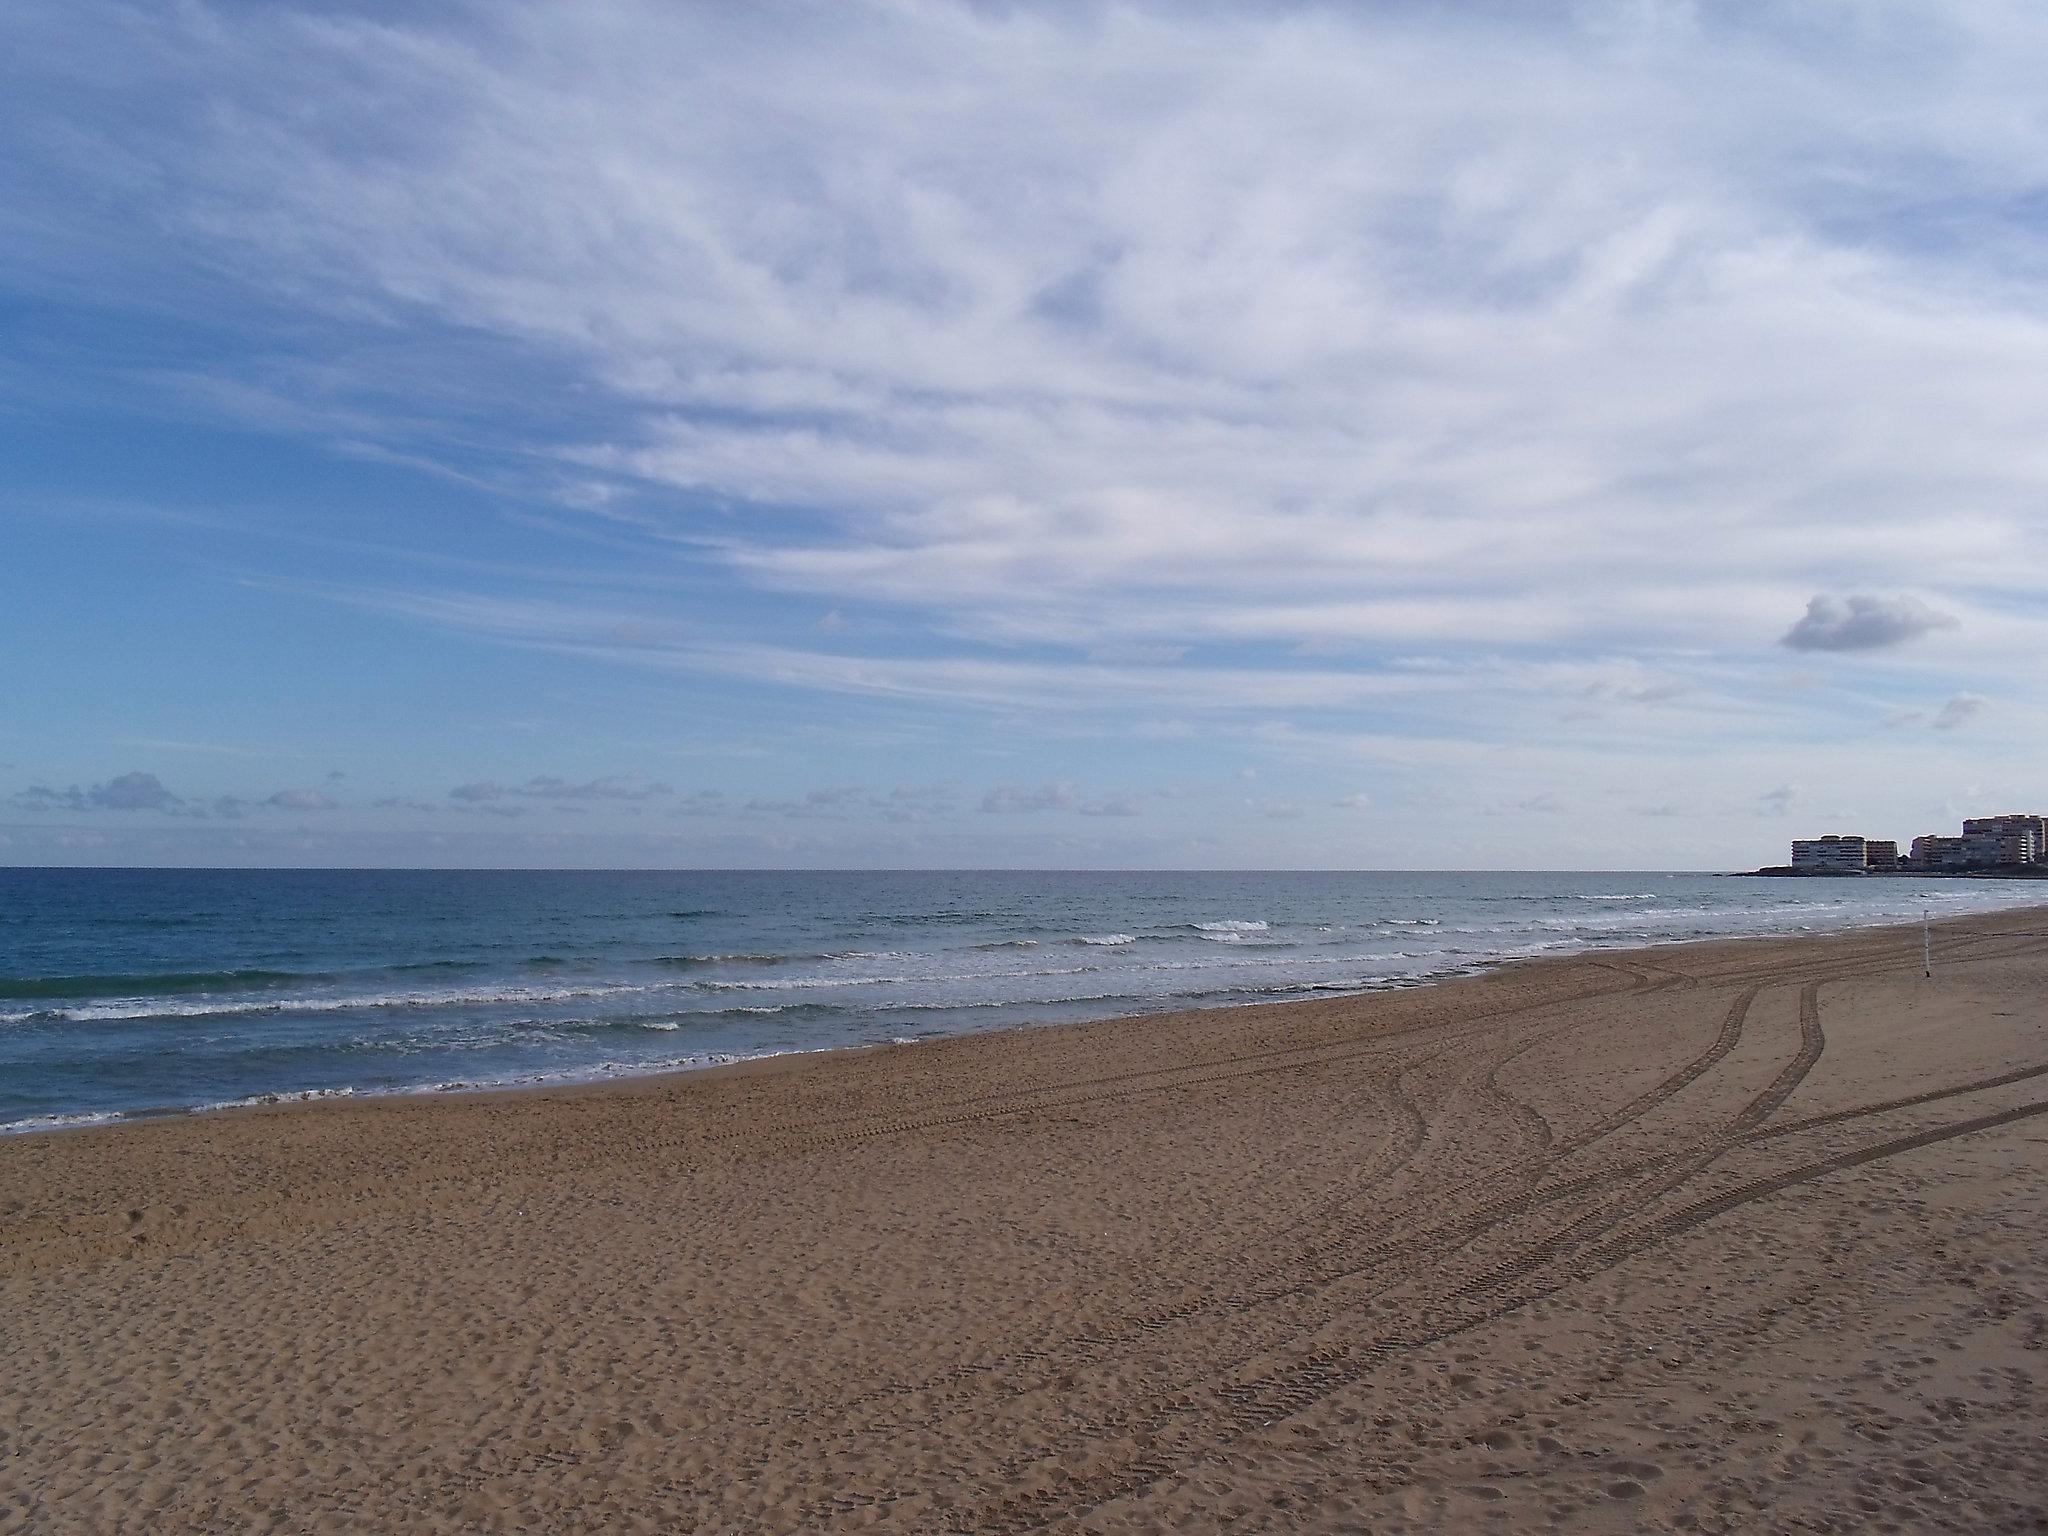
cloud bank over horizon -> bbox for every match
[0,0,2042,868]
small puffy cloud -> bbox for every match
[1759,783,1799,815]
[91,771,180,811]
[13,771,183,813]
[450,781,506,802]
[1779,595,1957,653]
[981,782,1077,814]
[1333,793,1373,810]
[1078,797,1142,817]
[266,787,339,810]
[1932,692,1988,730]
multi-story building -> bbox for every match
[1910,835,1972,871]
[1962,815,2047,864]
[1789,815,2046,874]
[1791,835,1868,873]
[1911,826,2040,870]
[1966,829,2038,866]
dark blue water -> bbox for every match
[2,868,2037,1131]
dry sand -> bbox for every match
[3,910,2047,1534]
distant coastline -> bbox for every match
[1778,812,2047,879]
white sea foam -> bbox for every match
[192,1086,358,1114]
[0,1109,125,1134]
[1194,919,1269,932]
[1076,933,1138,945]
[2,980,656,1025]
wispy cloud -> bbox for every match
[5,1,2047,867]
[451,773,672,804]
[1932,692,1988,730]
[981,783,1077,815]
[14,2,2048,677]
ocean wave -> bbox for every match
[0,967,317,1001]
[1192,919,1269,932]
[1073,933,1138,946]
[0,1109,126,1135]
[191,1086,359,1114]
[404,1045,828,1097]
[651,948,916,968]
[0,980,655,1025]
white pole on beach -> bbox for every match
[1924,907,1932,979]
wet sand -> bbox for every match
[4,911,2046,1533]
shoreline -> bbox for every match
[8,901,2039,1142]
[5,906,2046,1530]
[0,901,2015,1146]
[8,901,2041,1141]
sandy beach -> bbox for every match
[4,910,2046,1534]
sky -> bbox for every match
[2,0,2044,870]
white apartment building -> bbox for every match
[1790,835,1868,873]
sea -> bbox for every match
[3,867,2041,1134]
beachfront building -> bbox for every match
[1912,826,2039,870]
[1911,835,1973,871]
[1790,835,1869,873]
[1962,815,2047,864]
[1789,813,2047,874]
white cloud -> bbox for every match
[7,1,2048,868]
[14,0,2047,681]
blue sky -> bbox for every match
[2,0,2043,869]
